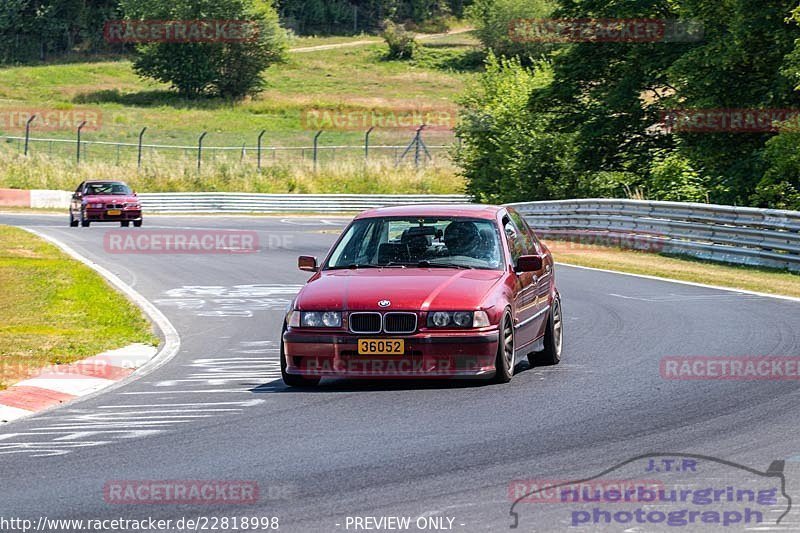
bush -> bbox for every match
[466,0,555,61]
[119,0,288,99]
[382,20,418,60]
[752,132,800,210]
[454,53,579,203]
[647,150,709,203]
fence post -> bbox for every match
[76,121,87,164]
[197,131,207,173]
[137,127,147,170]
[257,130,266,170]
[364,126,375,163]
[24,115,36,156]
[313,130,323,172]
[414,124,425,169]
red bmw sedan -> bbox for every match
[69,180,143,227]
[281,205,563,386]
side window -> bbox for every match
[503,216,528,262]
[509,209,538,253]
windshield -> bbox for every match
[325,216,504,270]
[85,182,132,196]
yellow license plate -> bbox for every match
[107,209,121,216]
[358,339,404,355]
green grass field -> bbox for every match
[0,33,479,194]
[0,226,158,389]
[0,34,479,149]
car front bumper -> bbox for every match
[84,208,142,221]
[283,329,499,379]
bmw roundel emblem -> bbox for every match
[378,300,391,308]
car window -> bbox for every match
[509,209,538,253]
[85,182,132,195]
[326,217,504,270]
[503,216,528,262]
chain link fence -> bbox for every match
[0,129,456,170]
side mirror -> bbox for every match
[73,192,82,199]
[298,256,319,272]
[515,255,543,273]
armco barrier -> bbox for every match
[508,199,800,272]
[137,193,471,213]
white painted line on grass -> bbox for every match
[8,228,182,422]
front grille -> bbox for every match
[106,203,124,209]
[384,312,418,334]
[349,312,382,334]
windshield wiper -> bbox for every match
[326,264,381,270]
[417,260,473,270]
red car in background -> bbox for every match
[70,180,143,227]
[281,204,563,386]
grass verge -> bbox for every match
[547,240,800,299]
[0,154,465,194]
[0,225,158,389]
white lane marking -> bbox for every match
[155,285,301,318]
[13,377,116,396]
[0,406,35,423]
[280,218,344,226]
[558,263,800,304]
[4,228,181,426]
[608,292,767,302]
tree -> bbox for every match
[455,53,580,203]
[120,0,287,99]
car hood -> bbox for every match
[296,268,505,311]
[83,195,137,203]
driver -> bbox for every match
[444,221,482,258]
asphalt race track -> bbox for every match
[1,213,800,532]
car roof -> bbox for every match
[355,204,504,220]
[84,180,129,185]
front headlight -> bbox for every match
[300,311,341,328]
[427,311,490,329]
[125,202,140,208]
[88,203,104,209]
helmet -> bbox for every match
[444,221,480,256]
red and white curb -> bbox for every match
[0,228,181,424]
[0,344,158,423]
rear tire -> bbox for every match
[492,311,514,383]
[280,327,320,387]
[529,297,563,367]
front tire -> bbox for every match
[69,212,78,227]
[492,310,514,383]
[80,210,90,227]
[280,327,320,387]
[120,221,130,227]
[133,220,142,228]
[529,297,563,366]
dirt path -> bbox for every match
[289,27,473,53]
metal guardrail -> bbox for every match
[508,199,800,272]
[138,193,471,213]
